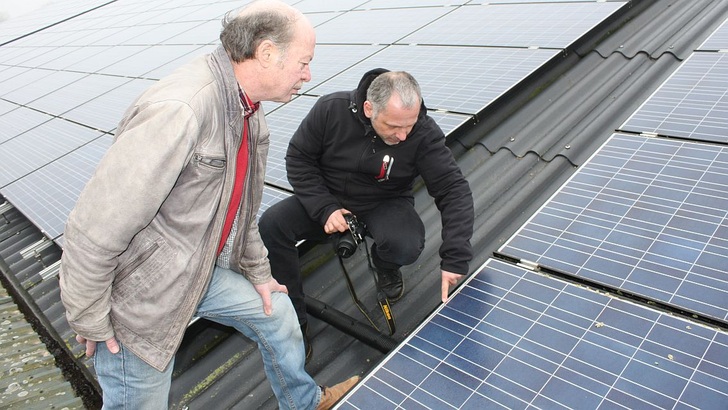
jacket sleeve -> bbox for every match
[417,121,474,275]
[285,98,341,225]
[59,100,199,341]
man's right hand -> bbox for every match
[76,334,119,357]
[324,208,351,234]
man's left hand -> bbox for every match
[441,270,463,303]
[253,278,288,316]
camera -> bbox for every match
[335,213,367,258]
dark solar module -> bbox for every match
[338,258,728,409]
[500,134,728,323]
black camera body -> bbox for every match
[335,213,367,258]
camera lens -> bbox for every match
[336,234,357,258]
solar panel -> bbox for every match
[0,0,108,45]
[427,111,473,136]
[32,74,134,117]
[698,17,728,51]
[264,95,320,190]
[2,135,112,240]
[620,52,728,144]
[338,258,728,409]
[0,117,102,188]
[1,69,88,106]
[301,44,386,93]
[499,134,728,323]
[309,45,559,115]
[358,0,470,9]
[313,7,452,45]
[62,78,156,132]
[293,0,370,13]
[259,185,292,220]
[399,2,626,49]
[0,106,53,144]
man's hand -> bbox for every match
[441,270,463,303]
[76,334,119,357]
[253,278,288,316]
[324,208,352,234]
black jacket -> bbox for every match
[286,68,474,274]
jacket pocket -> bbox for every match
[114,239,160,286]
[194,154,225,170]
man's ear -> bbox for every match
[363,100,373,119]
[256,39,275,67]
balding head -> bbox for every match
[220,0,309,63]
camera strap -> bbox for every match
[338,238,396,335]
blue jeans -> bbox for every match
[94,266,321,409]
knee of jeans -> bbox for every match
[270,293,302,338]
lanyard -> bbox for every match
[338,237,396,336]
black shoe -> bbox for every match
[375,268,404,302]
[301,322,313,364]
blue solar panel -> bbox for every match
[620,52,728,144]
[337,258,728,409]
[499,134,728,323]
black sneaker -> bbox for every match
[375,268,404,302]
[301,322,313,364]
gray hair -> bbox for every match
[366,71,422,118]
[220,0,300,63]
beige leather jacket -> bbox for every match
[59,45,271,371]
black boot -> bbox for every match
[375,267,404,302]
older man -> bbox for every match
[59,1,357,408]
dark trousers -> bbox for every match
[259,195,425,325]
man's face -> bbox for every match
[270,20,315,103]
[364,95,420,146]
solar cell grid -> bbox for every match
[620,52,728,144]
[399,2,626,49]
[0,106,53,144]
[263,96,319,190]
[337,258,728,409]
[1,135,112,240]
[309,45,559,115]
[0,118,102,188]
[499,134,728,323]
[313,7,451,45]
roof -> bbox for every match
[0,0,726,409]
